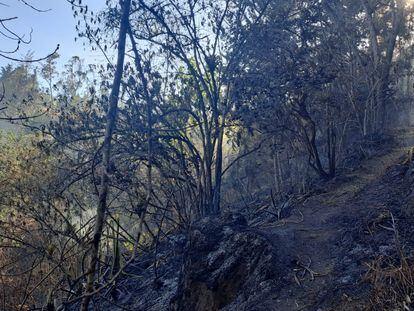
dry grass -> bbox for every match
[364,213,414,311]
[365,253,414,310]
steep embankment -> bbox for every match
[255,128,414,310]
[102,128,414,311]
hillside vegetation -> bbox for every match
[1,0,414,310]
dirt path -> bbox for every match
[258,129,414,310]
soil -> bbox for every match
[254,128,414,310]
[99,128,414,311]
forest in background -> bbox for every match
[1,0,414,310]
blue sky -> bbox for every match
[0,0,106,68]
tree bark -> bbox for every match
[361,0,404,129]
[379,0,404,128]
[128,25,153,247]
[80,0,131,309]
[212,121,224,215]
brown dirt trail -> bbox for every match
[256,129,414,310]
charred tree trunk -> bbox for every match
[296,100,332,180]
[327,125,336,178]
[379,0,404,128]
[212,122,224,215]
[80,1,131,309]
[128,24,153,247]
[362,0,404,130]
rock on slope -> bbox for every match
[111,214,281,311]
[170,214,279,311]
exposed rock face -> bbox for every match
[170,214,279,311]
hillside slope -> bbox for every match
[101,128,414,311]
[255,128,414,310]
